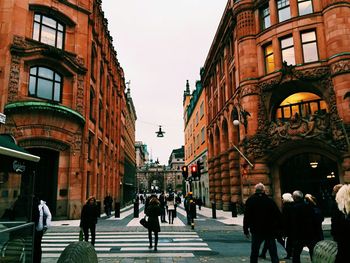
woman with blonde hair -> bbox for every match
[331,184,350,263]
[80,196,99,246]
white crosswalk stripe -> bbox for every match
[42,231,210,258]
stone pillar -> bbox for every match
[229,148,241,204]
[220,152,230,211]
[214,157,222,209]
[208,158,215,202]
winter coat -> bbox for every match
[80,203,99,227]
[35,201,52,231]
[243,192,282,238]
[331,209,350,263]
[290,200,317,241]
[281,202,293,236]
[146,203,161,232]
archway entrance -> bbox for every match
[28,148,59,216]
[280,153,339,215]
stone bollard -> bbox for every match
[57,241,98,263]
[312,240,337,263]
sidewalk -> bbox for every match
[195,204,331,230]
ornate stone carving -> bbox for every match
[19,138,69,151]
[244,65,348,159]
[240,84,260,97]
[330,59,350,76]
[8,55,21,102]
[76,75,85,114]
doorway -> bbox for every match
[28,148,59,216]
[280,152,339,216]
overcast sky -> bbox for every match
[102,0,227,164]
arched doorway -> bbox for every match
[280,152,339,215]
[28,148,59,216]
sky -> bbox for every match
[102,0,227,164]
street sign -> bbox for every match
[0,113,6,124]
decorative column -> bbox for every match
[220,152,230,210]
[214,156,222,209]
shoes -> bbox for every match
[154,247,157,251]
[259,255,266,259]
[148,245,152,249]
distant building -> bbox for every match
[183,80,209,206]
[135,141,149,168]
[166,146,185,193]
[120,86,137,205]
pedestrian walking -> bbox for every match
[159,192,167,223]
[290,190,318,263]
[145,196,161,251]
[80,196,99,246]
[184,192,194,225]
[167,194,176,224]
[243,183,282,263]
[259,192,294,260]
[331,184,350,263]
[305,194,324,241]
[32,196,52,263]
[103,193,113,216]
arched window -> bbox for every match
[29,66,62,102]
[275,92,327,121]
[33,14,65,49]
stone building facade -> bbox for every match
[0,0,134,218]
[183,80,209,205]
[202,0,350,212]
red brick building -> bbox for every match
[202,0,350,212]
[0,0,135,219]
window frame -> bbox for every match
[298,0,313,16]
[28,66,63,102]
[33,13,65,49]
[277,0,291,23]
[280,35,296,65]
[260,4,271,31]
[264,43,275,74]
[301,30,319,63]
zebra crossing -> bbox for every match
[42,230,210,258]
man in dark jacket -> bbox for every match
[290,190,318,263]
[243,183,281,263]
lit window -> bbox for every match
[264,43,275,73]
[33,14,64,49]
[281,36,295,65]
[29,66,62,102]
[301,31,318,63]
[260,4,271,30]
[277,0,291,23]
[276,92,328,121]
[298,0,313,16]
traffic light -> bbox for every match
[182,165,188,179]
[190,164,198,178]
[197,160,204,179]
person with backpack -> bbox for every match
[32,196,52,263]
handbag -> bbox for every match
[140,216,148,229]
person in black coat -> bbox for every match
[290,190,318,263]
[331,184,350,263]
[80,196,99,246]
[243,183,282,263]
[145,196,161,251]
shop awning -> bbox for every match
[0,134,40,162]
